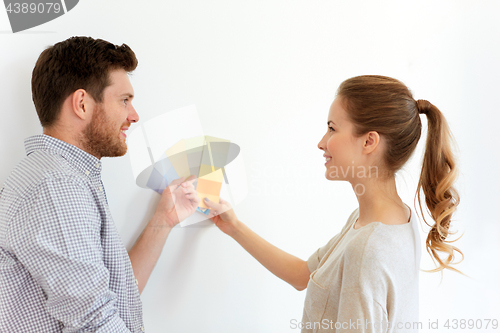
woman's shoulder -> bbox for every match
[344,211,420,275]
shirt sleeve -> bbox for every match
[307,232,342,273]
[11,177,131,333]
[307,209,359,273]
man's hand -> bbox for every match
[153,175,200,228]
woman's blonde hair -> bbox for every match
[337,75,463,274]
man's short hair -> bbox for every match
[31,36,138,128]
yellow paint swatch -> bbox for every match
[165,140,191,179]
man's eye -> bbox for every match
[123,99,128,105]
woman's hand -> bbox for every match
[204,197,239,236]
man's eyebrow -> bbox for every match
[120,93,134,98]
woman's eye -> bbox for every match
[328,126,335,132]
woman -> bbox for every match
[203,75,462,332]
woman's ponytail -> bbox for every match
[415,99,463,274]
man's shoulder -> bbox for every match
[3,149,89,199]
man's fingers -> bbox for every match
[182,186,194,192]
[183,183,196,190]
[185,175,196,182]
[167,175,197,192]
[185,190,199,198]
[168,177,186,189]
[173,175,197,190]
[188,195,198,201]
[185,175,197,183]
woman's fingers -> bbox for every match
[219,198,231,206]
[205,198,225,217]
[203,197,221,209]
[206,197,235,218]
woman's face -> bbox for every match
[317,97,363,181]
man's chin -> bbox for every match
[99,143,127,158]
[108,147,127,158]
[117,146,127,157]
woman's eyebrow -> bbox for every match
[327,120,336,126]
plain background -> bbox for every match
[1,1,499,332]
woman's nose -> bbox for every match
[318,135,326,151]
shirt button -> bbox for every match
[140,326,144,331]
[135,278,139,286]
[98,187,103,191]
[95,163,100,168]
[85,170,90,176]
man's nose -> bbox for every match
[128,105,139,123]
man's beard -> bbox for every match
[81,104,127,158]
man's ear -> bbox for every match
[362,131,380,155]
[71,89,94,121]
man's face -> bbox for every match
[82,69,138,159]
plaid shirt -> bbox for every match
[0,135,145,332]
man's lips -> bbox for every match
[120,126,130,138]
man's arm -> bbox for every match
[128,216,172,294]
[128,176,199,294]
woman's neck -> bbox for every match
[352,175,408,227]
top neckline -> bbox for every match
[351,203,412,231]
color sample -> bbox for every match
[197,169,224,210]
[143,135,236,215]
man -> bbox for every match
[0,36,200,332]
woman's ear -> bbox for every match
[362,131,380,155]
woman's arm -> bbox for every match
[204,198,311,291]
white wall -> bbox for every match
[1,1,499,332]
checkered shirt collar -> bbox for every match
[24,134,102,176]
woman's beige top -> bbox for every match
[301,205,421,333]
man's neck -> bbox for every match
[43,128,101,159]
